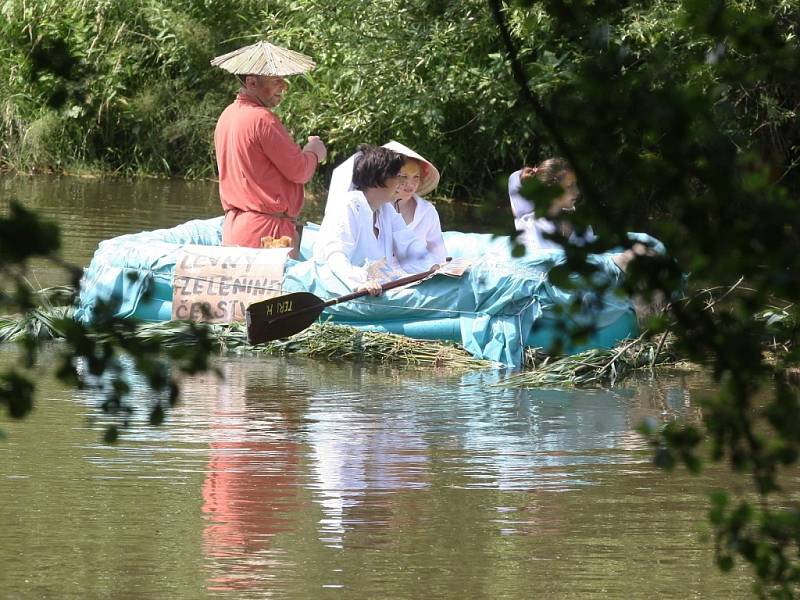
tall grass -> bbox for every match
[0,0,247,176]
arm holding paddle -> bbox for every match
[322,244,388,296]
[313,194,378,291]
[359,278,384,296]
[313,145,439,297]
[245,264,441,344]
[316,203,436,296]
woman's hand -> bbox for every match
[358,279,383,296]
[612,242,654,272]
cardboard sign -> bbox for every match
[172,245,288,323]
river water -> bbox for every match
[1,175,754,598]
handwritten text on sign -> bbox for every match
[172,245,288,323]
[264,298,295,317]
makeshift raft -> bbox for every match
[75,217,650,368]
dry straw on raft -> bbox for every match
[0,302,492,371]
[16,283,793,386]
[0,303,682,382]
[257,321,494,369]
[504,279,800,389]
[142,319,494,370]
[504,333,688,389]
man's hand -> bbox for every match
[304,136,327,163]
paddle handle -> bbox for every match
[321,265,438,308]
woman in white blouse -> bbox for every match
[508,157,596,252]
[314,145,438,295]
[327,141,447,263]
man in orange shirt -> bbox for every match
[212,41,327,251]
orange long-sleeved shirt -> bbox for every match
[214,93,318,247]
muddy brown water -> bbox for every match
[1,175,755,598]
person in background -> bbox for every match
[211,40,327,254]
[327,141,447,263]
[315,145,438,295]
[509,158,654,273]
[508,157,595,252]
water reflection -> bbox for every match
[1,344,749,599]
[182,358,680,580]
[301,368,711,553]
[449,371,650,491]
[0,173,752,598]
[179,359,309,592]
[306,364,433,549]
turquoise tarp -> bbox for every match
[74,217,224,324]
[75,217,654,368]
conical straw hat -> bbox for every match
[210,40,315,77]
[382,141,440,196]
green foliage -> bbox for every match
[485,0,800,595]
[276,0,529,196]
[0,0,261,175]
[2,0,798,208]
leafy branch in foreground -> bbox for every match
[489,0,800,596]
[0,200,216,441]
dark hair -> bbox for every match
[525,157,573,187]
[352,145,405,190]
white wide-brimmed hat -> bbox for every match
[211,40,316,77]
[382,141,440,196]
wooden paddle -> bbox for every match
[245,266,439,345]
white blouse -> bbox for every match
[508,169,535,231]
[402,195,448,263]
[508,169,596,252]
[328,153,447,261]
[314,190,436,290]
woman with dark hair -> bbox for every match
[508,157,596,251]
[314,145,438,295]
[327,141,447,263]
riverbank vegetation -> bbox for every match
[3,0,800,595]
[1,1,798,204]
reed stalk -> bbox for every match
[4,283,795,385]
[0,301,492,371]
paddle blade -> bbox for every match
[245,292,325,344]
